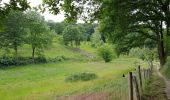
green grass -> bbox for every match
[142,72,167,100]
[0,57,146,100]
[161,57,170,79]
[0,39,149,100]
[0,41,94,60]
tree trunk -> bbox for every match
[71,40,73,46]
[158,21,166,66]
[155,21,166,67]
[14,46,18,57]
[158,41,166,66]
[32,47,35,62]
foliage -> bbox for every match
[65,72,97,82]
[79,23,96,41]
[96,0,169,65]
[97,44,115,62]
[0,10,27,56]
[47,21,65,34]
[25,11,53,60]
[0,55,67,67]
[129,48,157,61]
[43,0,169,66]
[63,24,83,47]
[0,0,30,31]
[0,56,47,67]
[91,27,104,48]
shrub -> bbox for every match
[34,56,47,63]
[129,48,157,61]
[97,45,115,62]
[65,72,97,82]
[0,55,68,67]
[0,56,47,67]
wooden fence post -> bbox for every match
[133,76,141,100]
[138,65,142,91]
[129,72,133,100]
[147,69,149,78]
[143,69,146,80]
[148,68,151,77]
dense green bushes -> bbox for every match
[129,48,158,61]
[65,72,97,82]
[0,56,67,67]
[97,45,115,62]
[0,56,46,67]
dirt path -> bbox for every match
[58,92,109,100]
[72,48,96,59]
[156,66,170,100]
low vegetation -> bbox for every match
[142,72,167,100]
[97,44,116,63]
[161,57,170,79]
[0,57,145,100]
[65,72,97,82]
[0,0,169,99]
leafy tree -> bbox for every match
[0,10,27,56]
[0,0,30,30]
[91,27,104,48]
[78,23,96,41]
[97,44,114,63]
[47,20,65,34]
[63,25,83,47]
[43,0,169,66]
[25,11,53,61]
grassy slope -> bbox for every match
[0,58,141,100]
[0,40,93,60]
[0,39,148,100]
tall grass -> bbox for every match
[161,57,170,79]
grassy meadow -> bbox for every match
[0,40,148,100]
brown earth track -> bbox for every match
[58,92,110,100]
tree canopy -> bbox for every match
[0,10,27,56]
[25,11,53,60]
[43,0,170,66]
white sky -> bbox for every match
[28,0,65,22]
[1,0,65,22]
[1,0,85,23]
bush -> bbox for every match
[97,45,115,62]
[0,56,47,67]
[65,72,97,82]
[129,48,157,61]
[0,55,68,67]
[34,56,47,63]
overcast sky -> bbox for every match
[28,0,65,22]
[1,0,85,23]
[1,0,65,22]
